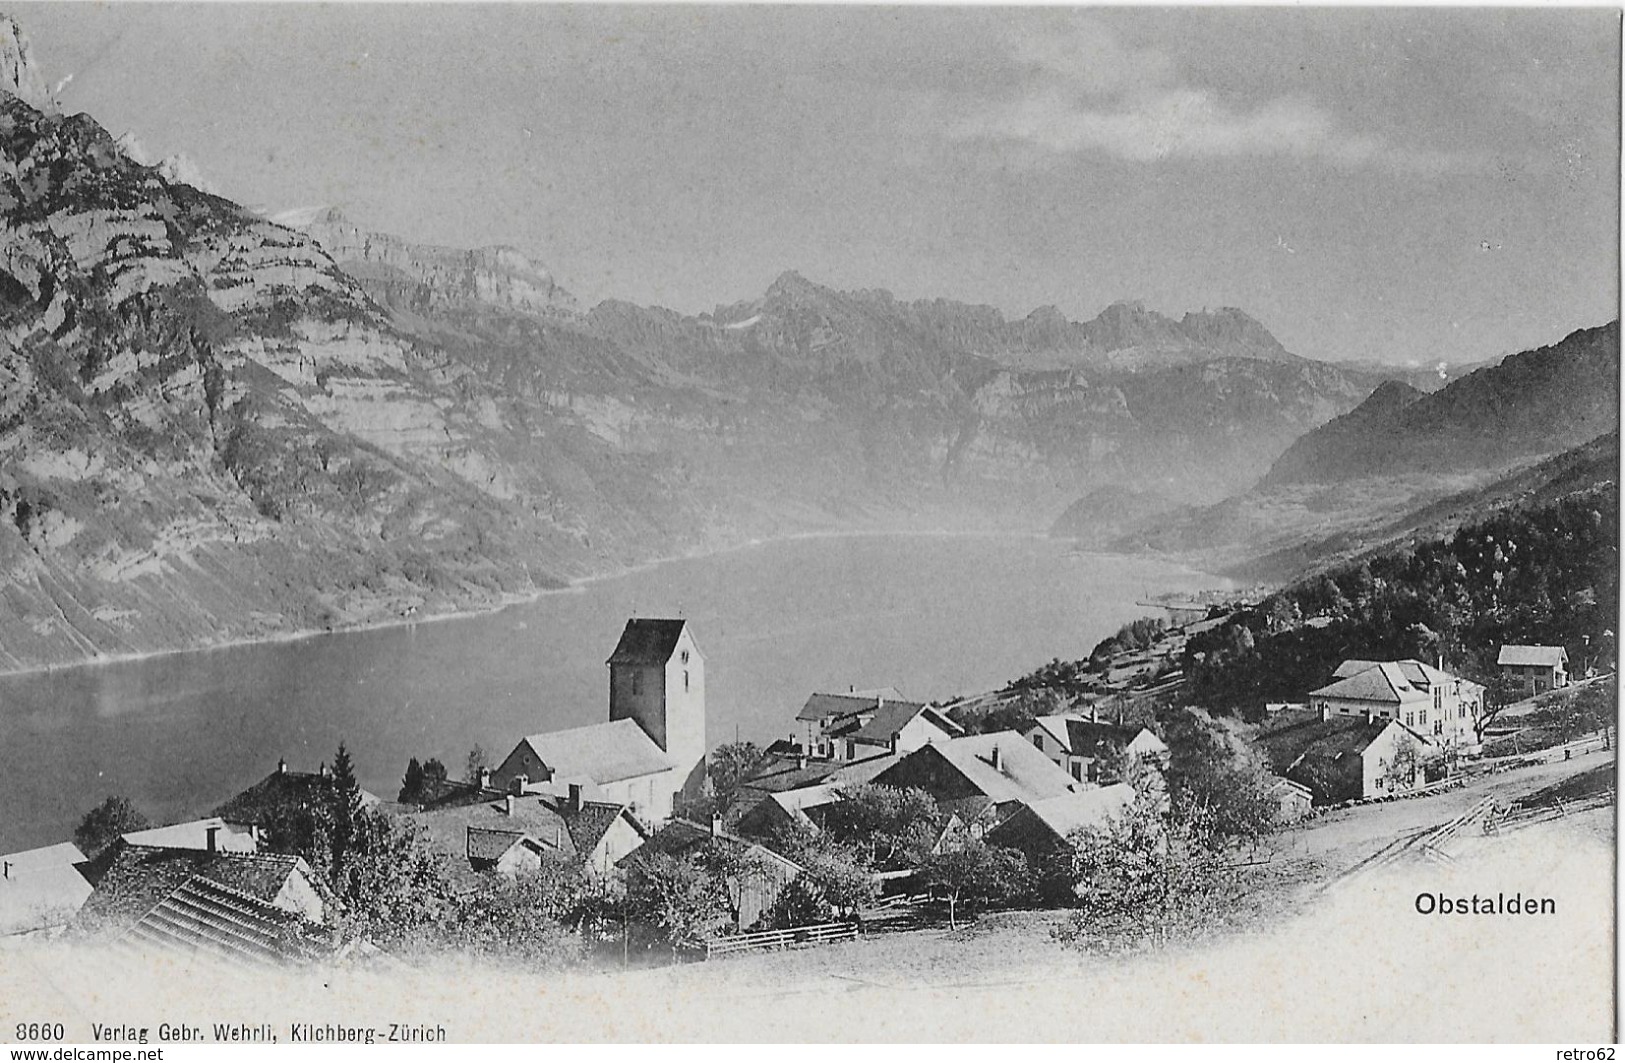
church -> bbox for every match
[490,619,708,824]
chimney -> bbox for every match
[319,762,330,778]
[276,758,287,775]
[2,860,10,880]
[511,773,528,795]
[568,783,583,813]
[477,768,492,790]
[990,744,1002,772]
[849,685,855,693]
[504,795,515,816]
[206,825,220,853]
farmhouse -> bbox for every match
[1024,714,1168,784]
[212,759,382,827]
[1308,659,1484,752]
[1497,645,1570,695]
[1256,714,1434,803]
[873,731,1081,825]
[623,817,803,931]
[407,781,646,885]
[983,783,1136,860]
[491,619,707,824]
[794,688,959,761]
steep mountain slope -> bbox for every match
[1098,324,1620,582]
[0,15,1514,670]
[1260,322,1619,486]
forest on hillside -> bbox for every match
[1183,486,1619,715]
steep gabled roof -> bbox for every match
[1499,645,1570,668]
[407,793,575,859]
[996,784,1136,844]
[210,765,380,826]
[1309,662,1427,704]
[1030,715,1158,758]
[606,619,691,665]
[878,731,1077,806]
[797,691,884,722]
[124,876,335,967]
[849,701,959,744]
[519,719,673,785]
[76,844,323,936]
[1254,716,1430,775]
[1,842,85,870]
[622,819,803,876]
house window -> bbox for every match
[1434,688,1442,710]
[1405,712,1414,727]
[1070,761,1082,782]
[1032,735,1043,749]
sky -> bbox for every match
[9,3,1620,366]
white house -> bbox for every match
[1308,659,1484,753]
[1497,645,1570,695]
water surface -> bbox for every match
[0,533,1222,851]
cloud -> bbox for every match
[953,18,1476,175]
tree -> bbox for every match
[917,842,1032,929]
[330,809,456,949]
[74,796,151,859]
[464,745,490,783]
[622,850,727,958]
[767,824,876,922]
[421,758,448,785]
[821,784,942,869]
[1161,707,1278,845]
[329,743,364,872]
[1381,738,1424,793]
[696,839,778,930]
[399,758,426,804]
[706,741,764,814]
[1055,793,1247,954]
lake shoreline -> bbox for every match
[0,524,1167,682]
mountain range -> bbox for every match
[0,15,1610,671]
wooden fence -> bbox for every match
[704,920,859,958]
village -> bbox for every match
[0,614,1614,970]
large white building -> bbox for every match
[1307,659,1485,753]
[491,619,707,825]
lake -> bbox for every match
[0,533,1223,852]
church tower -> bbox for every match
[606,618,708,805]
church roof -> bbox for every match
[520,719,673,785]
[606,619,691,665]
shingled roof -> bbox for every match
[1309,662,1426,704]
[875,731,1078,807]
[989,784,1136,847]
[210,764,380,826]
[606,619,691,665]
[123,876,335,967]
[849,701,961,745]
[1499,645,1569,668]
[1254,716,1428,775]
[76,843,330,937]
[518,719,674,785]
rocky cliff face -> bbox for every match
[0,17,1483,670]
[291,207,579,317]
[0,14,54,113]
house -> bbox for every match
[1498,645,1570,695]
[621,818,803,931]
[122,817,260,854]
[983,783,1136,861]
[123,876,339,967]
[75,840,336,938]
[1307,659,1484,753]
[872,731,1081,825]
[1024,714,1169,785]
[1267,776,1315,823]
[1255,714,1434,803]
[212,759,382,827]
[491,619,707,824]
[728,753,897,836]
[406,780,647,886]
[794,687,959,761]
[0,842,92,937]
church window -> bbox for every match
[683,670,690,692]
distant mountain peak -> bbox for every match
[0,14,57,113]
